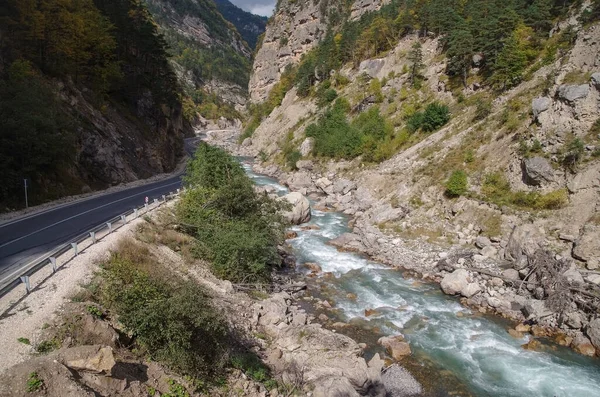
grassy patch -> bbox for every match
[35,339,60,354]
[26,372,44,393]
[481,172,568,210]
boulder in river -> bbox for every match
[440,269,470,295]
[280,192,311,225]
[378,335,411,360]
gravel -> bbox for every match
[381,364,423,396]
[0,202,166,374]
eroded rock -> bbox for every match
[281,192,311,225]
[522,157,555,186]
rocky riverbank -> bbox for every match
[206,129,600,360]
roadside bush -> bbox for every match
[445,170,468,197]
[474,100,492,121]
[99,254,229,379]
[178,144,286,282]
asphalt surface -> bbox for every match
[0,137,202,285]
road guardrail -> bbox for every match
[0,189,183,298]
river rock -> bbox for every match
[481,245,498,258]
[281,192,311,225]
[592,72,600,90]
[502,269,520,281]
[522,300,552,320]
[572,225,600,263]
[461,283,481,298]
[572,333,596,356]
[557,84,590,103]
[531,97,552,120]
[586,318,600,351]
[328,233,365,252]
[304,262,322,273]
[241,137,252,147]
[381,364,423,397]
[378,335,411,360]
[332,178,357,195]
[563,265,584,284]
[522,157,555,186]
[296,159,314,170]
[440,269,470,295]
[504,224,545,267]
[475,235,491,248]
[299,137,315,156]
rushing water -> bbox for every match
[241,160,600,397]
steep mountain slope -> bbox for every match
[237,0,600,356]
[0,0,190,209]
[214,0,267,49]
[144,0,252,120]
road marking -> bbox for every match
[0,181,181,250]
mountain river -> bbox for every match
[241,159,600,397]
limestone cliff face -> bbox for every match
[249,0,388,102]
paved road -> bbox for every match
[0,137,201,284]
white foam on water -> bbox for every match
[245,167,600,397]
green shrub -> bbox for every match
[421,102,451,132]
[100,255,228,379]
[445,170,468,197]
[231,352,272,383]
[36,339,60,354]
[482,172,568,210]
[178,144,286,282]
[26,372,44,393]
[17,337,30,345]
[406,102,450,133]
[562,138,585,171]
[285,150,302,170]
[474,100,492,121]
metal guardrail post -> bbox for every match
[144,203,148,211]
[177,188,180,194]
[90,231,96,243]
[153,198,158,204]
[134,208,138,218]
[20,276,31,293]
[120,215,126,224]
[162,195,166,202]
[71,242,78,256]
[50,257,57,273]
[107,222,112,233]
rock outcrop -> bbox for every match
[281,192,311,224]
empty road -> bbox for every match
[0,137,202,288]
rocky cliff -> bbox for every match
[235,1,600,356]
[249,0,388,102]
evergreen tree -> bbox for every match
[408,41,424,87]
[446,22,474,87]
[490,32,527,90]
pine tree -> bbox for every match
[490,32,527,90]
[408,41,424,87]
[446,22,474,87]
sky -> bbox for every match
[229,0,276,17]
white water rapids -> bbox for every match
[242,161,600,397]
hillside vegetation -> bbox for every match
[0,0,187,209]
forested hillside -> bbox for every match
[214,0,268,49]
[0,0,189,209]
[143,0,253,122]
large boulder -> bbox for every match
[531,97,552,120]
[281,192,311,225]
[591,72,600,90]
[440,269,469,295]
[60,345,116,374]
[358,58,385,78]
[572,225,600,263]
[586,318,600,351]
[572,333,596,356]
[557,84,590,104]
[378,335,411,360]
[299,137,315,157]
[522,157,555,186]
[285,171,313,191]
[504,224,545,268]
[332,178,357,195]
